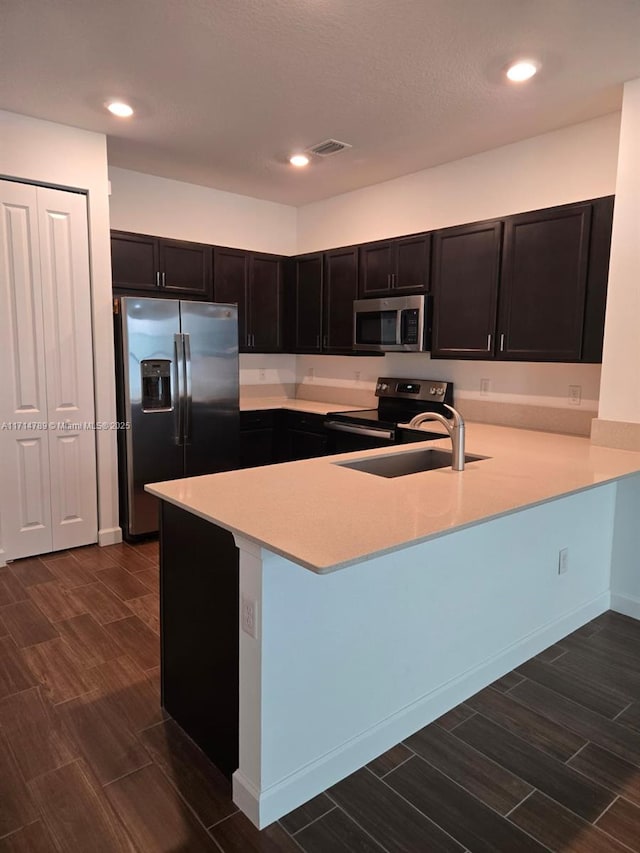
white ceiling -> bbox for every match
[2,0,640,206]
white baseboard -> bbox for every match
[611,592,640,621]
[232,773,262,828]
[98,527,122,546]
[237,592,609,829]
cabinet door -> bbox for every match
[38,187,98,552]
[293,254,323,352]
[395,234,431,292]
[359,240,394,297]
[250,254,282,352]
[324,247,358,352]
[0,181,53,561]
[499,204,592,361]
[213,248,249,349]
[431,221,502,358]
[111,231,160,292]
[160,239,212,298]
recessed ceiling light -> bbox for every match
[106,101,134,117]
[506,60,539,82]
[289,153,310,167]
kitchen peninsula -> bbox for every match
[147,423,640,828]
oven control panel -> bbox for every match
[375,377,450,402]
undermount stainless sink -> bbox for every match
[336,448,488,478]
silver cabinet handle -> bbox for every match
[487,333,492,351]
[387,273,391,287]
[391,272,396,288]
[500,333,505,352]
[161,271,166,288]
[156,271,161,288]
[316,334,320,348]
[323,335,328,348]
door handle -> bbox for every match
[183,333,192,444]
[161,271,166,288]
[487,333,492,351]
[156,271,161,288]
[316,334,320,349]
[173,334,184,445]
[500,333,505,352]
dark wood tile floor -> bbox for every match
[1,542,640,852]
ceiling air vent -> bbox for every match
[306,139,352,158]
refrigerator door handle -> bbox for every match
[174,333,185,445]
[183,333,193,444]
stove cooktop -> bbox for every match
[326,377,455,430]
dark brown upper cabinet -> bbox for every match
[290,253,323,353]
[359,233,431,297]
[431,196,614,363]
[250,253,283,352]
[213,247,249,346]
[430,221,502,359]
[498,202,592,361]
[213,247,283,352]
[323,246,359,353]
[111,231,212,299]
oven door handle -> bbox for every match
[324,421,396,441]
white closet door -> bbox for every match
[37,187,97,552]
[0,180,53,562]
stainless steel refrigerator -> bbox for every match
[115,296,239,538]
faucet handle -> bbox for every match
[443,404,464,427]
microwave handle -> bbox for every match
[396,309,403,346]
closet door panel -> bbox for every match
[0,180,52,561]
[37,187,97,551]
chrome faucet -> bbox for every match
[408,404,466,471]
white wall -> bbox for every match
[0,110,120,545]
[297,113,620,253]
[235,484,615,826]
[598,80,640,424]
[610,475,640,619]
[109,167,297,256]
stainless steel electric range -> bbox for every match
[324,377,454,454]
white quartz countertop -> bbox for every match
[240,396,369,415]
[146,422,640,573]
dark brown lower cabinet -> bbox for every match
[160,502,238,779]
[239,410,277,468]
[239,410,329,467]
[282,412,329,460]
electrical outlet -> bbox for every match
[568,385,582,406]
[258,368,266,382]
[241,595,258,638]
[558,547,569,574]
[480,378,491,396]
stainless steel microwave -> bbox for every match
[353,295,427,352]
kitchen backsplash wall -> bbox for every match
[295,354,601,435]
[239,354,297,398]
